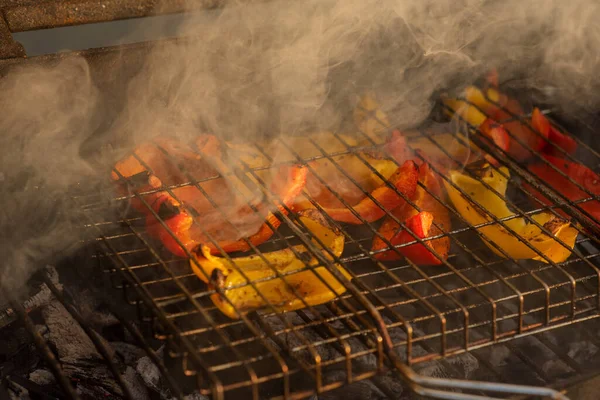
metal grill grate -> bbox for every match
[0,2,598,399]
[71,85,600,399]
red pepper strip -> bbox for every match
[372,163,450,264]
[384,129,453,172]
[384,130,414,165]
[463,84,547,161]
[478,119,511,166]
[483,71,577,157]
[530,109,578,156]
[486,68,499,87]
[298,132,409,212]
[322,160,419,224]
[485,99,548,161]
[472,88,577,161]
[392,212,439,264]
[546,125,578,155]
[147,164,307,257]
[525,155,600,228]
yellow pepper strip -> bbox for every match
[353,93,487,170]
[293,150,400,211]
[353,93,391,143]
[189,209,350,319]
[408,132,481,170]
[442,86,500,128]
[443,164,578,263]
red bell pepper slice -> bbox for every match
[481,98,549,161]
[486,68,499,88]
[478,119,511,165]
[146,164,307,257]
[321,160,419,224]
[371,163,451,264]
[391,211,440,265]
[474,84,577,160]
[530,109,578,157]
[384,130,413,165]
[526,155,600,228]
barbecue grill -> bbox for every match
[2,2,600,400]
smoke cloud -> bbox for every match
[2,0,600,293]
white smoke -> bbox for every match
[2,0,600,291]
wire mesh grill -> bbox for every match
[77,84,600,399]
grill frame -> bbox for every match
[81,86,600,399]
[1,6,600,400]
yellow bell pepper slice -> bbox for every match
[442,86,501,128]
[444,165,578,263]
[190,209,350,319]
[354,93,486,168]
[353,93,391,143]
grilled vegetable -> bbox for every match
[444,164,577,263]
[444,84,577,160]
[526,155,600,228]
[358,96,504,170]
[443,94,512,163]
[147,163,307,257]
[353,93,391,143]
[482,72,577,157]
[190,209,350,319]
[111,137,217,212]
[372,163,451,265]
[134,134,307,257]
[290,129,419,224]
[544,123,578,156]
[296,150,401,211]
[318,160,419,224]
[405,131,506,172]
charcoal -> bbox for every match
[41,299,126,398]
[184,393,210,400]
[567,340,600,364]
[371,375,404,398]
[136,356,161,389]
[6,380,31,400]
[486,345,512,368]
[113,341,147,365]
[320,370,387,400]
[0,265,61,330]
[123,366,151,400]
[444,352,479,379]
[28,369,55,385]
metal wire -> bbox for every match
[79,85,600,400]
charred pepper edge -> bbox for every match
[444,164,578,263]
[145,163,307,258]
[190,209,349,319]
[371,163,451,265]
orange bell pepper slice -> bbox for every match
[111,136,216,213]
[113,134,307,258]
[146,164,307,257]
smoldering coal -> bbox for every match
[2,0,600,291]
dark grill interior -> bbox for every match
[2,2,600,400]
